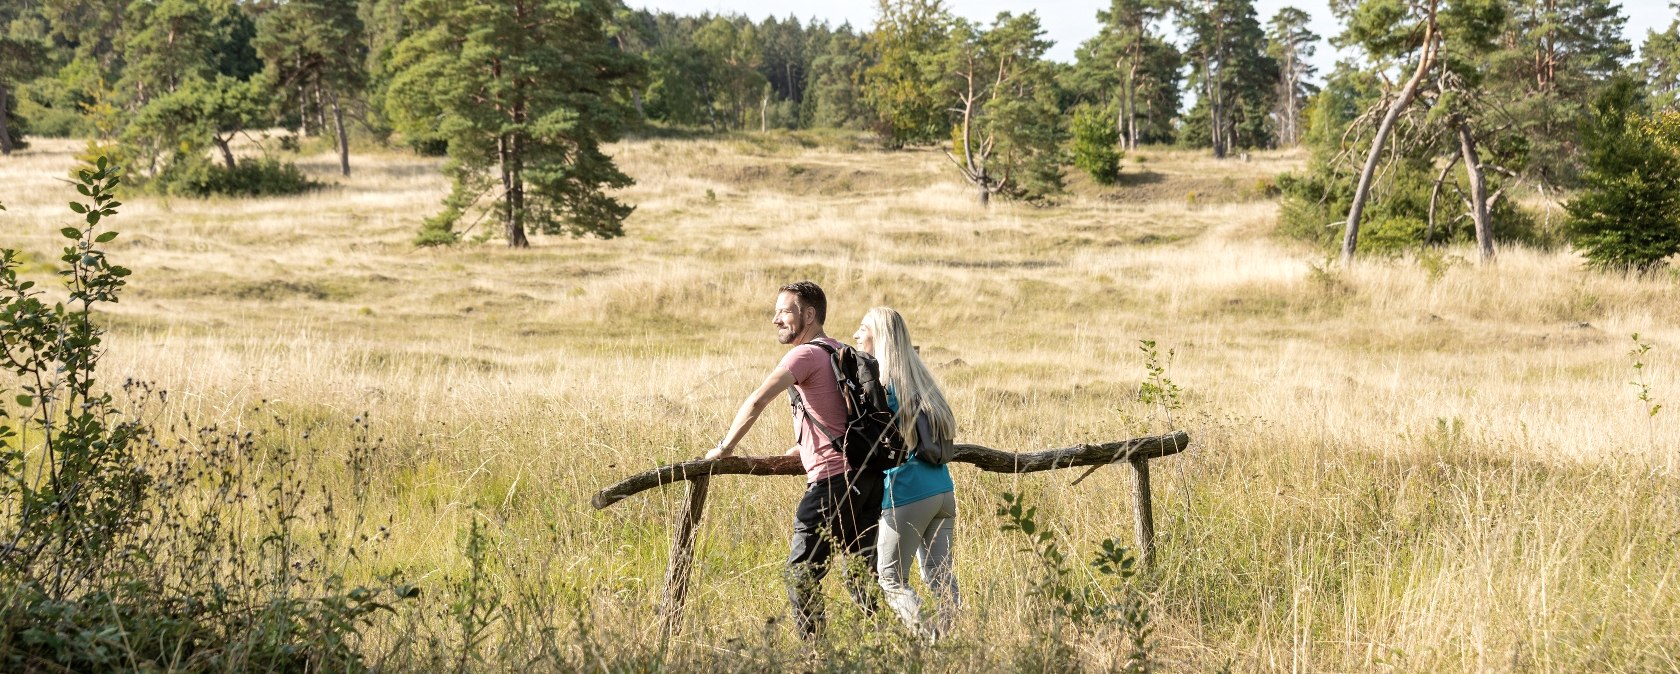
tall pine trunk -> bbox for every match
[332,93,350,177]
[1457,121,1494,262]
[0,82,12,156]
[701,80,718,132]
[509,131,527,248]
[1282,52,1298,145]
[1210,82,1226,159]
[1340,3,1438,265]
[313,82,328,135]
[298,86,311,136]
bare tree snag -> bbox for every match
[1341,0,1439,265]
[1456,121,1494,263]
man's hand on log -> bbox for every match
[703,442,730,460]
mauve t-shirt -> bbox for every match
[780,338,850,483]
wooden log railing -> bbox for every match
[593,430,1191,639]
[591,431,1189,509]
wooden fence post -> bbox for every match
[1129,457,1155,569]
[660,474,710,639]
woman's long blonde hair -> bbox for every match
[860,307,955,450]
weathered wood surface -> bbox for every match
[1130,457,1156,569]
[592,431,1189,510]
[659,475,709,639]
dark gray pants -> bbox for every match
[786,470,884,636]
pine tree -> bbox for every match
[1491,0,1633,185]
[1071,104,1122,184]
[1332,0,1441,262]
[1430,0,1511,262]
[1640,5,1680,110]
[0,6,50,155]
[1266,7,1318,147]
[117,0,273,184]
[1087,0,1172,150]
[120,0,227,108]
[1565,78,1680,272]
[386,0,642,248]
[358,0,414,141]
[1069,0,1181,148]
[942,11,1066,205]
[806,23,872,129]
[255,0,368,176]
[1181,0,1278,157]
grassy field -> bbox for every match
[3,133,1678,672]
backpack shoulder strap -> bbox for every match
[806,337,844,361]
[790,338,847,448]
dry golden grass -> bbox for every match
[2,133,1678,672]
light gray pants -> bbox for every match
[876,491,959,638]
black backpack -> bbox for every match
[788,339,909,476]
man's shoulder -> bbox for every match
[781,338,842,380]
[788,338,844,359]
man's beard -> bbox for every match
[776,318,804,345]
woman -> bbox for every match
[853,306,959,640]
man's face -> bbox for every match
[773,291,806,345]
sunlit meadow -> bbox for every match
[3,132,1677,671]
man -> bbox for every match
[704,280,883,637]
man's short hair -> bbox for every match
[779,280,827,324]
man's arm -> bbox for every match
[703,366,796,460]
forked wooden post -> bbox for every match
[598,431,1190,634]
[660,474,710,639]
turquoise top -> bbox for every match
[883,387,955,509]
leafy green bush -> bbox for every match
[0,159,409,672]
[1071,105,1122,185]
[154,155,319,198]
[1564,79,1680,273]
[16,78,98,138]
[997,491,1152,673]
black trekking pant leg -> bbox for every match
[785,471,885,637]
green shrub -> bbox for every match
[1564,79,1680,273]
[997,490,1152,673]
[16,78,98,138]
[154,156,319,198]
[0,159,410,672]
[1071,105,1122,185]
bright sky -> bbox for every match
[631,0,1679,82]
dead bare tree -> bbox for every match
[1340,0,1440,265]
